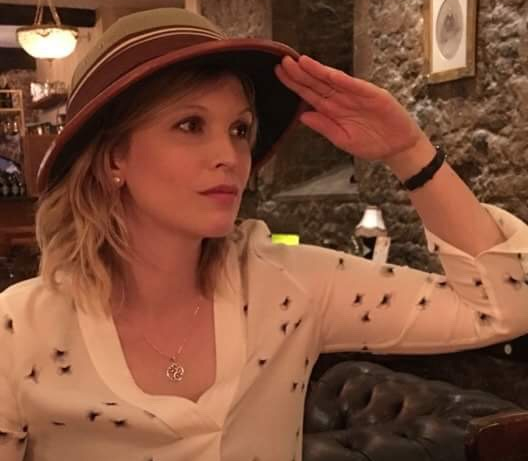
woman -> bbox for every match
[1,7,527,461]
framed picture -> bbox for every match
[423,0,477,84]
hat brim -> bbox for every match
[37,38,306,193]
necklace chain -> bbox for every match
[141,304,201,361]
[114,294,203,383]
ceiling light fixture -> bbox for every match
[16,0,78,59]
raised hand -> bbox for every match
[275,55,430,162]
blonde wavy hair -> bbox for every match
[35,64,258,316]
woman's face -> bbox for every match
[113,74,254,241]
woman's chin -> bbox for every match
[201,219,237,238]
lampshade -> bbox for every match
[17,25,78,59]
[16,0,78,60]
[271,234,300,246]
[355,205,387,238]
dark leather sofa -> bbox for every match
[304,339,528,461]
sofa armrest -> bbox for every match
[465,410,528,461]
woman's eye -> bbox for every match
[231,122,251,139]
[177,117,203,133]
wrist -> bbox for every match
[384,137,436,181]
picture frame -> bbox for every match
[423,0,477,84]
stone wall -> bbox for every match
[242,0,366,255]
[237,0,528,271]
[201,0,272,38]
[245,0,361,256]
[354,0,528,270]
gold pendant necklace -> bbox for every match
[140,303,201,383]
[114,289,203,383]
[114,302,201,383]
[166,360,185,382]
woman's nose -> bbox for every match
[213,136,239,168]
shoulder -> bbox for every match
[233,218,345,273]
[0,276,73,327]
[230,219,352,311]
[1,276,46,310]
[1,276,54,307]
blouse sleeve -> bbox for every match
[314,204,528,354]
[0,297,27,460]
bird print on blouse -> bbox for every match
[4,316,13,333]
[87,410,101,422]
[1,316,27,449]
[0,313,174,461]
[353,293,364,306]
[505,274,524,289]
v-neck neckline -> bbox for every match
[75,243,246,436]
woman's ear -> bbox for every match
[108,138,128,186]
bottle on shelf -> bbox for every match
[10,173,20,196]
[0,77,12,109]
[4,173,13,197]
[0,175,10,197]
[4,118,13,136]
[18,179,26,196]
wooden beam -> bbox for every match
[0,4,96,27]
[0,47,35,71]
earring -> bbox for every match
[112,176,123,186]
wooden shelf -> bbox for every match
[31,93,67,111]
[0,196,32,202]
[0,90,25,134]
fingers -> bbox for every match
[296,55,341,90]
[275,61,350,113]
[274,62,337,110]
[275,54,384,112]
[297,55,382,98]
[281,55,340,99]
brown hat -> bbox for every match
[36,7,304,193]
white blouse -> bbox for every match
[1,203,528,461]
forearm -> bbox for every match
[384,137,505,257]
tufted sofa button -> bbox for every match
[304,361,520,461]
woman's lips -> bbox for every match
[201,184,239,194]
[199,190,238,205]
[199,184,239,206]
